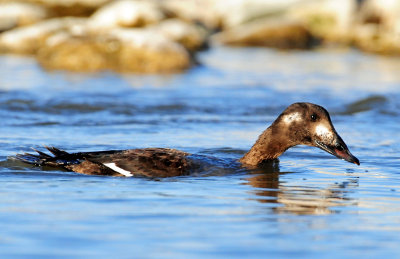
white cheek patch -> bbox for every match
[103,162,133,177]
[315,124,333,139]
[283,112,302,124]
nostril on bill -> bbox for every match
[336,144,344,152]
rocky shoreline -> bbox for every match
[0,0,399,73]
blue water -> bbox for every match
[0,47,399,258]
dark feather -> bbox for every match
[14,147,192,177]
[44,146,70,156]
[15,146,75,167]
[31,147,52,158]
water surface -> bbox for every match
[0,47,399,258]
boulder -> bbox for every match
[22,0,111,17]
[88,0,165,30]
[352,0,400,55]
[146,19,208,51]
[37,32,110,72]
[0,18,17,34]
[0,2,48,32]
[215,0,305,29]
[37,28,191,73]
[112,29,191,73]
[162,0,306,30]
[0,15,191,73]
[212,17,316,49]
[352,25,400,55]
[288,0,356,43]
[161,0,222,29]
[0,17,86,54]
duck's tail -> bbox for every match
[15,146,74,167]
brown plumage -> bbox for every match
[14,103,359,177]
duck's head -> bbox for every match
[276,102,360,165]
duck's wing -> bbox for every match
[15,147,192,177]
[87,148,192,177]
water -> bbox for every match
[0,47,399,258]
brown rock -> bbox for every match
[108,28,191,73]
[288,0,356,44]
[352,25,400,55]
[213,17,316,49]
[352,0,400,55]
[37,28,191,73]
[37,33,110,72]
[0,18,16,33]
[20,0,111,17]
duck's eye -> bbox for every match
[310,113,317,122]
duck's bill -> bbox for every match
[315,140,360,165]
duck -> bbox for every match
[14,102,359,177]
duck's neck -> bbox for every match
[239,124,292,166]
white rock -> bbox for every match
[163,0,306,29]
[108,28,186,53]
[215,0,305,28]
[0,17,87,54]
[360,0,400,34]
[289,0,357,40]
[22,0,110,8]
[146,19,208,50]
[161,0,221,29]
[353,0,400,54]
[88,0,165,30]
[0,2,48,31]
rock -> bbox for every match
[352,0,400,55]
[88,0,165,30]
[111,29,191,73]
[357,0,400,30]
[37,32,110,72]
[0,17,86,54]
[352,25,400,55]
[0,19,17,34]
[161,0,222,29]
[0,2,48,32]
[0,15,191,73]
[22,0,111,17]
[215,0,306,29]
[37,28,191,73]
[212,17,316,49]
[162,0,306,29]
[288,0,357,43]
[146,19,208,51]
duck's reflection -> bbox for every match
[244,161,358,215]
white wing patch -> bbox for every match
[283,112,302,124]
[315,125,333,139]
[103,162,133,177]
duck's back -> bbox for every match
[16,147,192,177]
